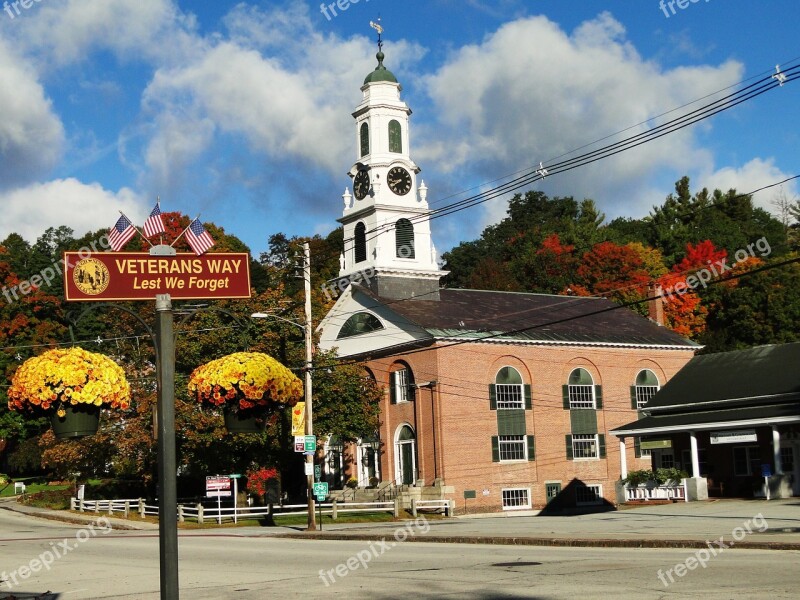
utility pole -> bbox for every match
[303,242,317,530]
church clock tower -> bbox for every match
[337,29,447,301]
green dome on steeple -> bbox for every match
[364,51,398,84]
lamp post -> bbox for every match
[251,242,316,530]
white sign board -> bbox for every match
[304,462,314,476]
[710,430,757,445]
[206,476,232,497]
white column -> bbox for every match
[689,431,700,477]
[773,426,783,474]
[619,438,628,480]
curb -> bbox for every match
[274,531,800,551]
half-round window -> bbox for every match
[337,312,384,339]
[495,366,523,385]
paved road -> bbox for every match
[1,505,799,599]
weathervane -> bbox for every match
[369,17,384,51]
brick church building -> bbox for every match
[317,45,697,512]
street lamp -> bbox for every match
[250,241,316,530]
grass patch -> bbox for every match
[18,488,73,510]
[1,480,71,499]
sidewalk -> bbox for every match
[276,498,800,550]
[3,496,799,549]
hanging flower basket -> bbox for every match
[51,404,101,439]
[223,407,267,434]
[188,352,303,434]
[8,347,131,440]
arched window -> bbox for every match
[395,424,417,485]
[360,122,369,157]
[494,366,524,409]
[390,364,414,404]
[337,312,384,339]
[388,120,402,153]
[567,368,595,409]
[633,369,660,409]
[395,218,415,259]
[354,222,367,263]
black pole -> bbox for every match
[155,293,179,599]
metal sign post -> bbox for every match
[155,294,178,600]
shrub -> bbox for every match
[655,467,688,485]
[346,477,358,489]
[622,469,655,486]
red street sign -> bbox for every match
[63,252,251,301]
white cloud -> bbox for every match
[0,40,64,187]
[700,158,799,212]
[141,5,425,187]
[0,179,145,242]
[417,13,745,228]
[5,0,201,69]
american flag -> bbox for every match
[108,214,136,251]
[186,219,215,255]
[143,201,166,238]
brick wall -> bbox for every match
[368,342,694,512]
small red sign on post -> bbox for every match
[206,476,232,498]
[63,252,251,301]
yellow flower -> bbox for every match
[8,347,131,413]
[188,352,302,411]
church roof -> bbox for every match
[355,286,697,348]
[364,51,398,84]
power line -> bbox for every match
[337,63,798,251]
[321,254,800,370]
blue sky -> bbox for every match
[0,0,798,258]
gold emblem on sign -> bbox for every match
[73,258,110,295]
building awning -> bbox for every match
[611,403,800,437]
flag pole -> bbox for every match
[157,196,164,246]
[120,210,154,247]
[170,214,201,248]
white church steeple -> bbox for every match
[338,30,447,300]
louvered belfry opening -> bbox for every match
[395,218,415,259]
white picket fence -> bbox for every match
[70,496,453,523]
[625,481,688,502]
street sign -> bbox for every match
[304,435,317,452]
[315,495,326,502]
[229,474,242,479]
[761,464,773,478]
[294,436,305,452]
[314,465,321,481]
[63,252,252,301]
[206,476,231,498]
[312,482,328,497]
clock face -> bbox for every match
[353,171,371,200]
[387,166,412,196]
